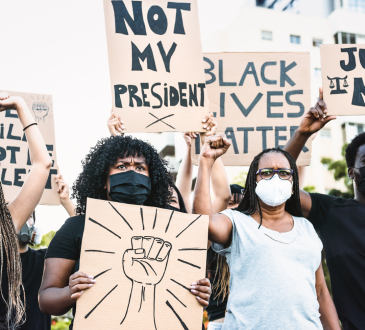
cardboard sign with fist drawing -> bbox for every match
[73,198,208,330]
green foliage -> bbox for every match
[51,317,71,330]
[231,171,247,187]
[33,231,56,250]
[321,143,354,199]
[303,186,316,193]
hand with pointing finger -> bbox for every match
[298,87,337,136]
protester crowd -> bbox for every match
[0,85,364,330]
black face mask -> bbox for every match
[356,166,365,194]
[109,171,151,205]
[166,204,181,212]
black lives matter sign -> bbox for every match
[103,0,209,132]
[0,91,59,205]
[321,44,365,115]
[191,52,312,166]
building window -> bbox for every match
[290,35,301,44]
[334,32,356,44]
[313,39,323,47]
[358,124,364,134]
[262,30,273,41]
[320,129,331,138]
[348,0,365,13]
[314,68,321,78]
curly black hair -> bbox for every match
[345,132,365,168]
[72,135,174,214]
[236,148,303,227]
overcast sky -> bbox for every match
[0,0,243,233]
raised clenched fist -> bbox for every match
[122,236,172,286]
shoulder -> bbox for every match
[309,193,338,206]
[59,214,86,234]
[32,248,47,258]
[220,209,249,220]
[293,216,319,234]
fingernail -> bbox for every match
[88,276,94,279]
[202,119,206,123]
[203,125,207,128]
[191,282,197,285]
[89,284,93,287]
[91,280,96,283]
[190,286,196,289]
[191,289,197,294]
[196,296,201,300]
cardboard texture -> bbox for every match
[320,44,365,115]
[190,52,312,166]
[73,198,208,330]
[0,91,60,205]
[103,0,209,133]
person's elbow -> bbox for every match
[38,290,62,316]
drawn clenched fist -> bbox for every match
[122,236,172,286]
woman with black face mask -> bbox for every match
[38,136,211,329]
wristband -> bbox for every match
[23,123,37,132]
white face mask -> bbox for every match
[255,174,293,207]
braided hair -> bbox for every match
[236,148,303,226]
[0,184,25,329]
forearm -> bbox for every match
[318,292,341,330]
[283,129,311,161]
[192,159,213,218]
[39,287,75,316]
[176,145,193,213]
[211,158,230,213]
[61,198,75,217]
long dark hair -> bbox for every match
[171,184,187,213]
[236,148,303,226]
[72,136,174,214]
[0,185,25,329]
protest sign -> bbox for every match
[320,44,365,115]
[0,91,59,205]
[73,198,208,330]
[103,0,209,133]
[191,52,312,166]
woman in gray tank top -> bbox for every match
[193,134,341,330]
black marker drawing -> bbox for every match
[328,76,348,94]
[88,217,121,239]
[145,113,175,129]
[170,278,190,291]
[85,250,115,254]
[108,202,133,230]
[166,300,189,330]
[94,268,112,279]
[177,259,201,269]
[85,284,118,319]
[32,101,49,122]
[166,289,187,308]
[176,215,202,238]
[121,236,172,329]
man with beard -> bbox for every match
[284,89,365,330]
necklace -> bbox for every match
[260,211,294,230]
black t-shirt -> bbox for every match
[308,193,365,330]
[45,214,86,330]
[205,247,228,322]
[20,248,51,330]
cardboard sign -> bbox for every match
[191,52,312,166]
[103,0,209,133]
[0,91,59,205]
[73,198,208,330]
[321,44,365,115]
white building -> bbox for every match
[151,0,365,195]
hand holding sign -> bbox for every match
[298,88,336,136]
[107,112,125,136]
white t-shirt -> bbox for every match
[212,209,323,330]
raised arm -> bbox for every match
[176,113,216,213]
[55,174,75,217]
[175,133,196,213]
[283,88,336,218]
[211,157,231,214]
[192,134,232,245]
[0,93,52,232]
